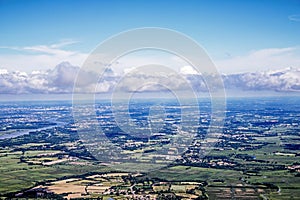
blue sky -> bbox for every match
[0,0,300,73]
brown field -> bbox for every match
[86,185,110,193]
[175,193,199,199]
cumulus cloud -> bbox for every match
[0,62,115,94]
[0,61,299,95]
[115,71,190,92]
[179,65,199,75]
[223,67,300,92]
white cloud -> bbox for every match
[0,62,299,94]
[50,39,79,48]
[0,41,88,72]
[179,65,199,75]
[0,62,118,94]
[109,50,188,75]
[223,67,300,92]
[1,42,300,95]
[216,47,300,74]
[0,69,9,75]
[115,72,190,92]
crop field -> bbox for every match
[0,98,299,199]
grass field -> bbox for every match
[148,165,300,200]
[0,149,110,195]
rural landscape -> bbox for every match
[0,97,299,199]
[1,0,300,199]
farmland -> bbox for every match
[0,97,299,199]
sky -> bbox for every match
[0,0,300,96]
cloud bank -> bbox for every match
[0,62,299,95]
